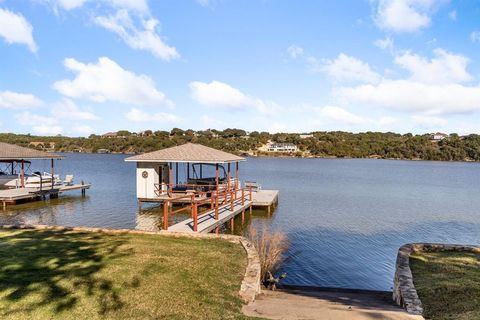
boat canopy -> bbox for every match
[0,142,63,161]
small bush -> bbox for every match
[247,224,288,287]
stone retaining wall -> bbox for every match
[393,243,480,315]
[0,224,261,303]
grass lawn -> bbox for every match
[0,229,257,320]
[409,250,480,320]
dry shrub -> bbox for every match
[247,224,288,285]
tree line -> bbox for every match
[2,129,480,162]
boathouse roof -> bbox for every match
[124,143,245,164]
[0,142,64,160]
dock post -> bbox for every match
[138,200,142,210]
[193,202,198,232]
[163,200,169,230]
[242,210,245,224]
[230,190,234,211]
[230,217,234,233]
[268,205,271,217]
[2,201,5,211]
[215,226,219,235]
[249,204,252,215]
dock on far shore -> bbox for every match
[0,184,91,210]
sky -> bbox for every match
[1,0,480,136]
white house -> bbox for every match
[432,132,448,141]
[267,143,298,153]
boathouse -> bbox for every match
[0,142,90,208]
[0,142,64,188]
[125,143,278,233]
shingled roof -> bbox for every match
[0,142,63,160]
[125,143,245,164]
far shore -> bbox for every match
[55,150,480,164]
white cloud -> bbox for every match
[338,80,480,115]
[316,105,366,125]
[412,115,448,128]
[51,98,99,120]
[32,125,63,136]
[336,48,480,116]
[448,10,456,20]
[16,111,58,126]
[0,8,37,52]
[189,80,280,114]
[53,57,173,107]
[374,37,394,51]
[287,45,304,59]
[55,0,87,10]
[15,99,99,135]
[126,108,180,123]
[94,10,179,61]
[374,0,441,33]
[470,31,480,43]
[0,91,44,109]
[321,53,380,83]
[394,48,472,84]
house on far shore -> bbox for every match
[299,134,313,139]
[102,132,117,138]
[432,132,448,141]
[267,143,298,153]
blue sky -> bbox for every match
[1,0,480,136]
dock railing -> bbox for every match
[161,182,252,232]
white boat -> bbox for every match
[0,172,62,190]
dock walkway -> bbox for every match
[167,189,278,233]
[169,198,252,233]
[1,184,91,209]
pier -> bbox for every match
[126,143,279,234]
[0,184,91,210]
[0,142,91,209]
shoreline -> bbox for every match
[55,150,480,164]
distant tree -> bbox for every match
[170,128,185,136]
[117,130,131,136]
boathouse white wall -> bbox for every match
[136,162,168,199]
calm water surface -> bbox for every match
[2,153,480,291]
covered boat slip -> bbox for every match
[125,143,279,233]
[0,142,90,208]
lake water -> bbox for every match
[2,153,480,291]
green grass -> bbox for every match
[409,250,480,320]
[0,229,256,320]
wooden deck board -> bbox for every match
[252,190,279,206]
[168,199,252,233]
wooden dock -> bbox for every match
[169,198,252,233]
[251,190,279,214]
[166,189,279,234]
[0,183,91,209]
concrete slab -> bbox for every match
[242,289,424,320]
